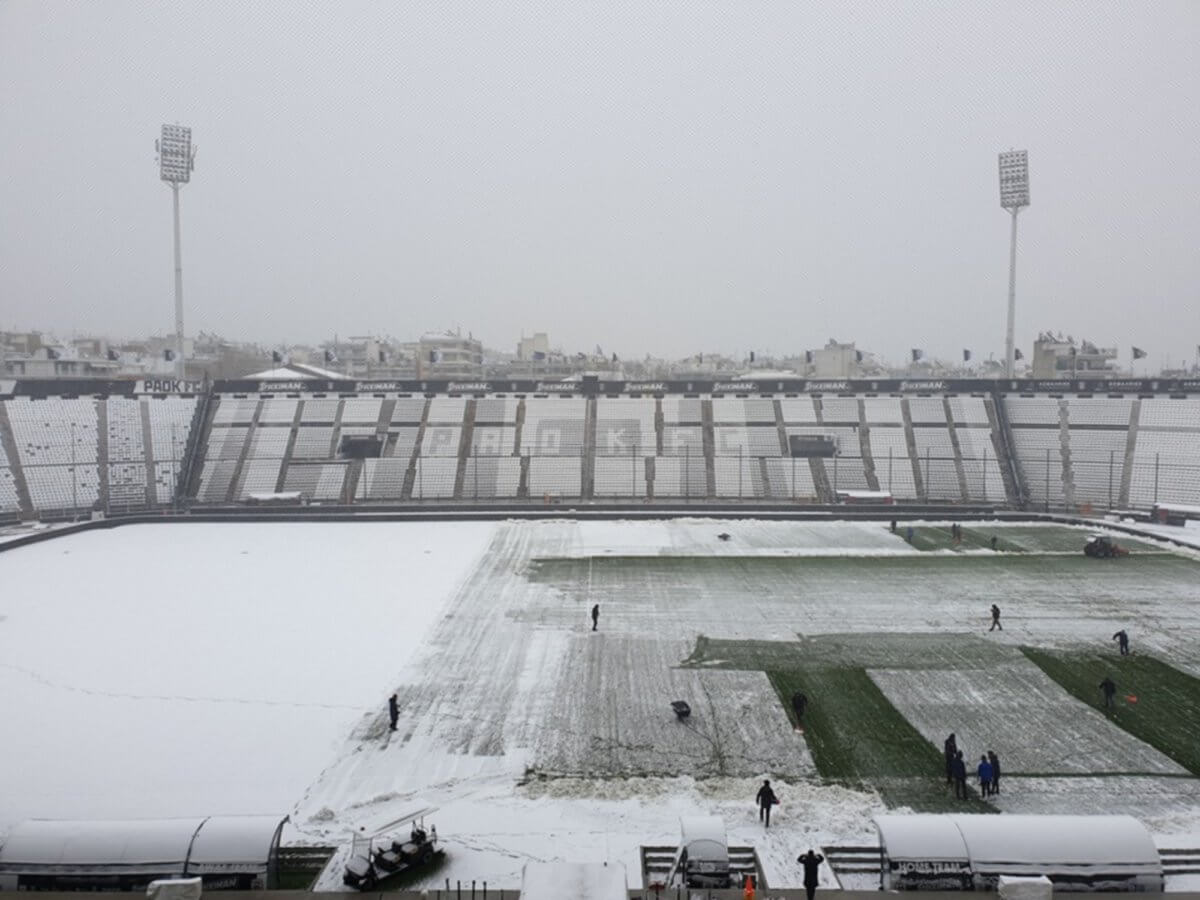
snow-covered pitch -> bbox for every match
[1,518,1199,890]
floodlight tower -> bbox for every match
[156,124,197,378]
[998,150,1030,378]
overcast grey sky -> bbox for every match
[1,1,1197,365]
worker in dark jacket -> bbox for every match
[989,604,1003,631]
[591,603,599,631]
[952,751,968,800]
[792,691,808,726]
[987,750,1001,795]
[387,693,399,732]
[1100,676,1117,709]
[1113,630,1130,656]
[755,779,778,828]
[943,733,958,784]
[797,849,824,900]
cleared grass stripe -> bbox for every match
[1022,648,1200,776]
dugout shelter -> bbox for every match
[0,815,287,891]
[874,814,1162,892]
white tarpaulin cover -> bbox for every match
[146,877,203,900]
[998,875,1053,900]
[520,862,626,900]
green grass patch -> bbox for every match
[1022,647,1200,776]
[905,524,1162,554]
[684,635,993,812]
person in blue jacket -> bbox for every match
[977,754,994,797]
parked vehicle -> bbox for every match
[1084,535,1128,558]
[342,809,441,891]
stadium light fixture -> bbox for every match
[998,150,1030,379]
[156,124,197,378]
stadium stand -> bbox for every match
[5,380,1199,515]
[147,397,197,504]
[105,399,147,509]
[1130,397,1200,504]
[912,427,961,501]
[7,398,101,514]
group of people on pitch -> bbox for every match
[944,734,1001,800]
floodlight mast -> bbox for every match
[998,150,1030,378]
[157,124,196,379]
